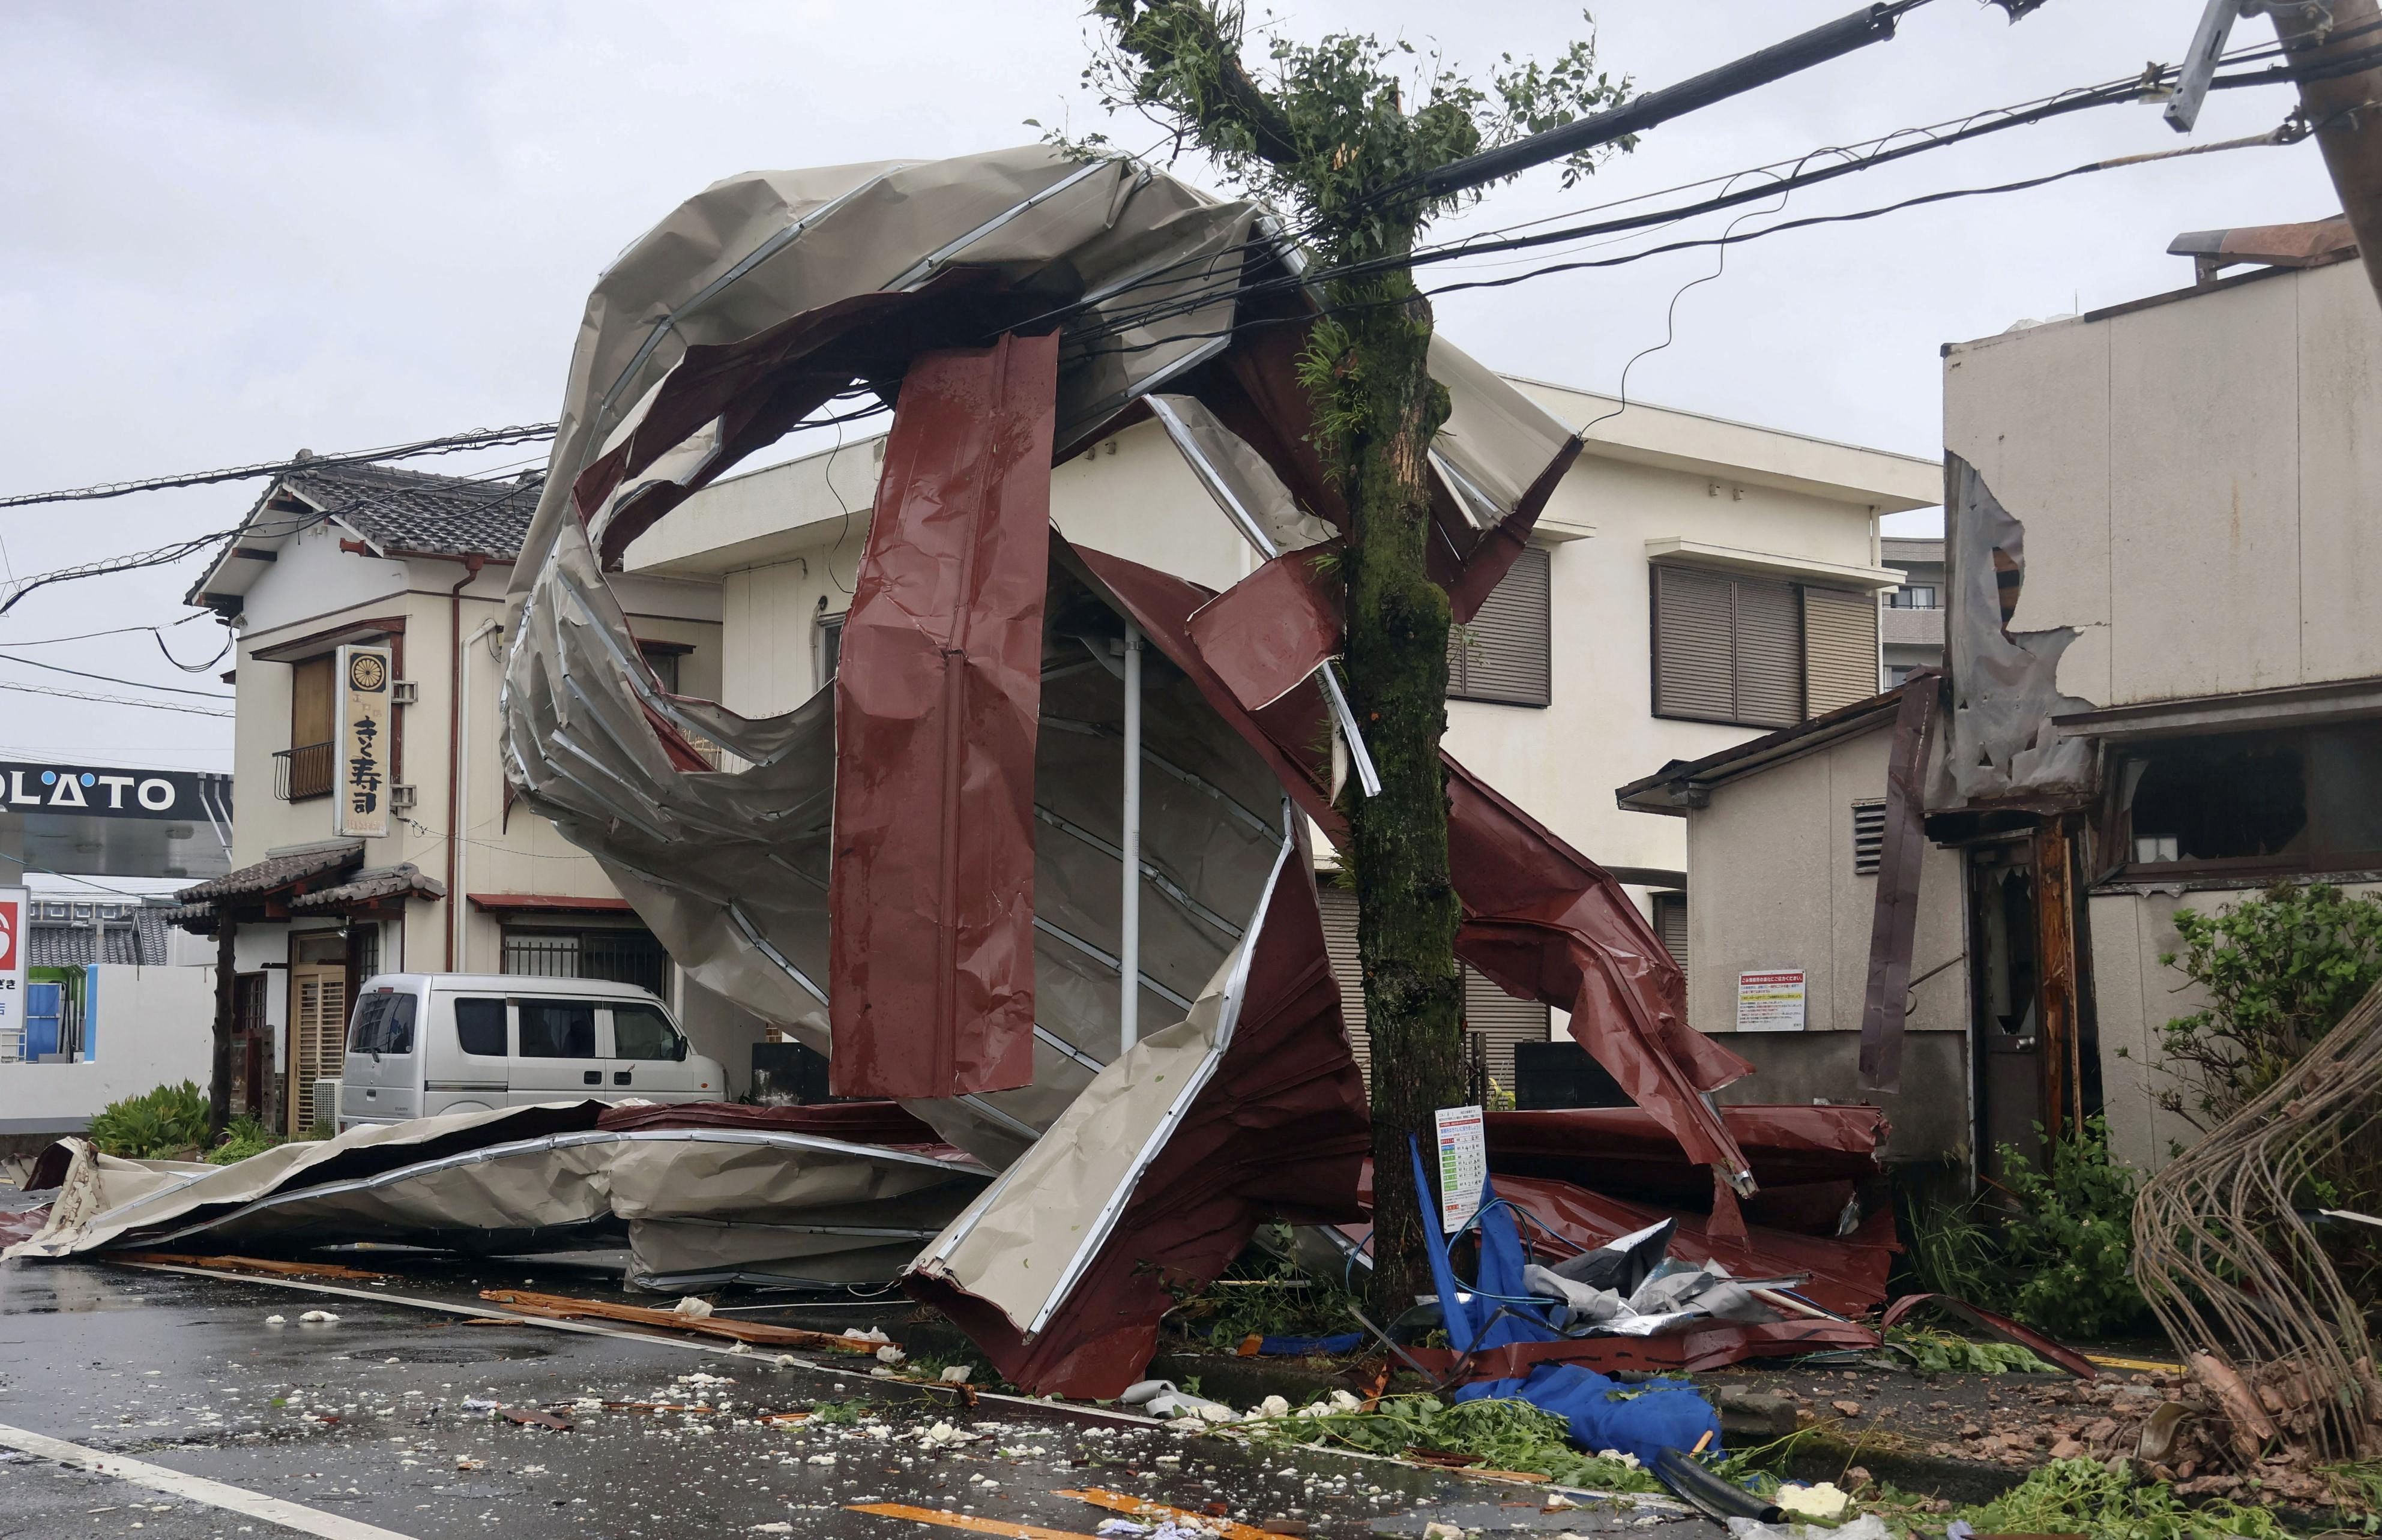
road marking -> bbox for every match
[846,1503,1100,1539]
[0,1421,420,1540]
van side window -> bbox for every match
[346,992,417,1056]
[454,998,508,1057]
[519,1000,596,1059]
[612,1003,680,1061]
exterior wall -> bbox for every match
[0,963,215,1135]
[2088,879,2382,1174]
[1943,259,2382,709]
[1680,726,1970,1161]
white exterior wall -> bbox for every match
[1943,258,2382,709]
[0,963,215,1134]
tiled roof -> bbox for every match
[28,909,173,967]
[1881,537,1944,565]
[176,841,363,906]
[279,461,546,561]
[288,864,445,913]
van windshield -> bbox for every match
[348,992,417,1056]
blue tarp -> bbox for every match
[1409,1137,1722,1468]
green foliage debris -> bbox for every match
[1993,1114,2149,1340]
[1247,1392,1663,1494]
[1943,1458,2291,1540]
[1886,1325,2055,1376]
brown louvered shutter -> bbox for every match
[1317,885,1369,1086]
[1449,544,1551,706]
[1652,892,1689,969]
[1652,565,1737,721]
[1803,585,1880,714]
[1464,966,1549,1096]
[1732,576,1803,727]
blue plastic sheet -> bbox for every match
[1408,1136,1723,1467]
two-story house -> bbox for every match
[172,458,736,1131]
[620,375,1941,1090]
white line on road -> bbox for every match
[0,1421,420,1540]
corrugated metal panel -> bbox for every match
[1804,585,1880,714]
[1732,576,1803,727]
[1466,967,1548,1095]
[1651,565,1737,721]
[1652,892,1689,969]
[1853,801,1887,876]
[1450,544,1551,706]
[1318,885,1367,1079]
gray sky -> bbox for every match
[0,0,2343,775]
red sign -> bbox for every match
[0,900,18,972]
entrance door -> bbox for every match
[1968,843,2042,1179]
[288,933,349,1134]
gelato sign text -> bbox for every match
[0,764,223,820]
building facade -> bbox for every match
[1880,535,1945,683]
[175,459,740,1131]
[623,374,1940,1089]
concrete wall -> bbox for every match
[1681,724,1971,1161]
[0,964,215,1135]
[1943,258,2382,709]
[2088,879,2382,1173]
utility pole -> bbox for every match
[2270,0,2382,302]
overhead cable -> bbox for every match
[0,649,235,700]
[0,680,235,718]
[0,423,557,511]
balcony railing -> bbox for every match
[275,740,334,801]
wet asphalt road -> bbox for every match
[0,1254,1709,1539]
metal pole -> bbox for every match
[1120,622,1144,1053]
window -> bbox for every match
[503,925,669,999]
[1888,585,1939,609]
[518,1000,597,1059]
[1448,545,1551,707]
[454,997,508,1057]
[282,654,336,800]
[345,991,416,1056]
[1853,801,1887,876]
[612,1003,682,1061]
[818,614,845,688]
[2111,723,2382,877]
[1650,566,1878,726]
[349,923,379,985]
[639,644,680,694]
[1651,892,1688,969]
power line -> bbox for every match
[0,649,235,700]
[0,680,234,718]
[0,423,556,511]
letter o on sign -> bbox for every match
[137,778,175,811]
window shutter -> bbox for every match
[1449,545,1551,706]
[1464,966,1549,1096]
[1803,585,1880,714]
[1853,801,1887,876]
[1732,577,1803,727]
[1317,886,1369,1085]
[1652,892,1689,969]
[1652,565,1737,721]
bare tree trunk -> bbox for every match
[210,920,235,1137]
[1329,272,1470,1316]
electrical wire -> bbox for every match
[0,423,558,511]
[0,649,234,700]
[0,680,234,718]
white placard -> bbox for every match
[1434,1103,1488,1235]
[334,645,393,839]
[1737,968,1808,1032]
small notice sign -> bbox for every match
[1737,969,1808,1032]
[334,644,394,840]
[1434,1104,1488,1235]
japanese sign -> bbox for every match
[0,888,24,1052]
[1434,1103,1488,1235]
[334,644,393,839]
[1737,968,1809,1032]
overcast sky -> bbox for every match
[0,0,2344,779]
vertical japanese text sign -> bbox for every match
[334,645,393,839]
[0,886,24,1050]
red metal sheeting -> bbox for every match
[828,333,1059,1099]
[1069,546,1755,1187]
[1183,543,1343,713]
[906,848,1370,1398]
[1405,1319,1883,1380]
[1486,1105,1887,1215]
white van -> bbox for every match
[337,973,729,1130]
